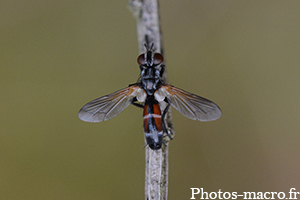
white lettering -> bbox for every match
[190,188,200,199]
[263,192,270,199]
[209,192,217,199]
[289,188,297,199]
[256,192,263,199]
[200,188,209,199]
[189,188,297,199]
[244,192,256,199]
[277,192,285,199]
[271,192,277,199]
[231,192,238,199]
[223,192,231,199]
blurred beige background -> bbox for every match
[1,1,300,199]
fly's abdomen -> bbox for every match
[143,103,162,133]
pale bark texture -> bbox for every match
[128,1,174,199]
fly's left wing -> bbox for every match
[78,84,144,123]
[156,85,222,121]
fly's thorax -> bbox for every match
[142,79,156,95]
[140,67,161,95]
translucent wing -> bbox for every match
[158,85,222,121]
[78,85,144,123]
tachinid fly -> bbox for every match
[78,44,222,150]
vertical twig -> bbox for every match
[128,1,174,199]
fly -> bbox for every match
[78,44,222,150]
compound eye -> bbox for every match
[137,54,146,65]
[153,53,164,65]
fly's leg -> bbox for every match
[162,97,173,140]
[160,64,165,78]
[130,97,144,108]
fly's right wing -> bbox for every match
[78,84,144,123]
[157,85,222,121]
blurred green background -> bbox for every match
[1,1,300,199]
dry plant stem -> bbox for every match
[128,0,174,199]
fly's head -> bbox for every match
[137,44,163,67]
[137,44,164,75]
[145,131,163,150]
